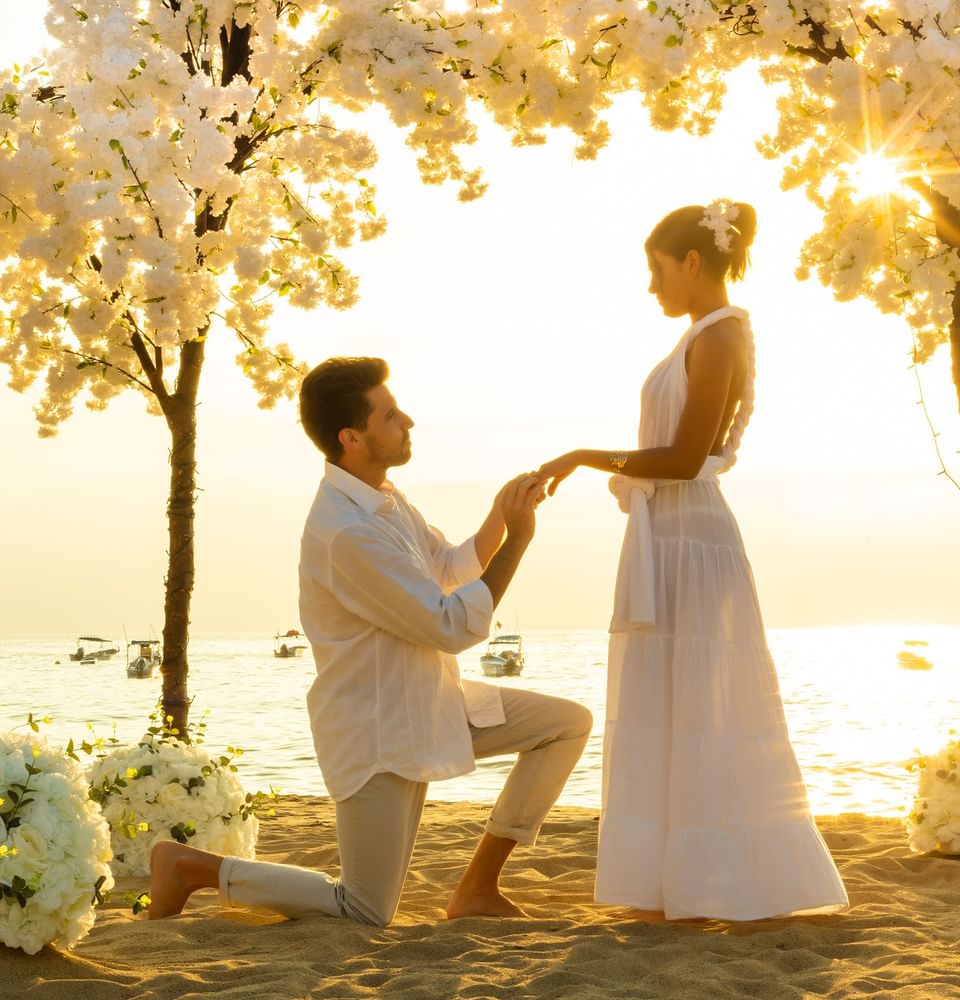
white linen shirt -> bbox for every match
[299,462,504,802]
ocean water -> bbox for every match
[2,626,958,818]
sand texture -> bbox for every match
[4,796,960,999]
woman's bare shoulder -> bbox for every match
[694,316,746,356]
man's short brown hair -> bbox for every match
[299,357,389,461]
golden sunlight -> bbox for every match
[849,152,904,201]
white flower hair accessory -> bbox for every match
[699,200,742,253]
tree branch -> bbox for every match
[0,191,33,221]
[127,328,170,402]
[906,179,960,250]
[47,344,155,395]
[174,331,207,403]
[911,336,960,491]
[215,310,306,377]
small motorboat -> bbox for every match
[480,633,524,678]
[897,649,933,671]
[126,639,162,678]
[274,629,308,658]
[69,636,120,662]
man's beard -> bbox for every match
[365,436,411,468]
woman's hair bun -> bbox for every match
[729,202,757,281]
[646,201,757,283]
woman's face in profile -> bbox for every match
[647,249,691,318]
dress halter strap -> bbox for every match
[684,306,754,471]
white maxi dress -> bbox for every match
[594,305,849,920]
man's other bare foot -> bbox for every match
[148,841,218,919]
[445,887,527,919]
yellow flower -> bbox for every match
[125,768,139,779]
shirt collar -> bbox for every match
[324,461,396,515]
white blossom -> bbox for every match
[88,734,260,877]
[0,732,114,955]
[0,0,956,429]
[905,734,960,855]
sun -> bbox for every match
[849,152,904,201]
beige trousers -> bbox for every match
[219,686,592,926]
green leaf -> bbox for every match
[665,35,681,47]
[92,874,108,906]
[131,892,151,916]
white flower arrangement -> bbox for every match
[698,199,741,253]
[88,716,265,877]
[0,720,114,956]
[905,733,960,855]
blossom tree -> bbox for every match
[2,1,958,726]
[0,1,386,730]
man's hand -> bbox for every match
[479,474,546,609]
[500,474,545,542]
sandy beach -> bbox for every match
[4,796,960,999]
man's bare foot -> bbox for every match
[148,841,219,919]
[445,887,527,919]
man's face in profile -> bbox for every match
[359,383,414,469]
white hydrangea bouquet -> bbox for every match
[905,732,960,855]
[0,718,114,955]
[87,711,266,877]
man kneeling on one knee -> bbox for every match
[149,357,592,926]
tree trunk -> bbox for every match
[159,338,206,736]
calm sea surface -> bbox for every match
[2,626,958,818]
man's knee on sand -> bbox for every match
[343,891,396,927]
[336,876,400,927]
[562,699,594,742]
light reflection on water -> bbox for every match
[2,626,958,817]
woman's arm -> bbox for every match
[537,320,745,493]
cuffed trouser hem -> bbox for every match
[218,855,237,907]
[484,818,540,847]
[472,687,592,851]
[217,854,343,919]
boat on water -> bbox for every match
[480,632,524,678]
[897,649,933,671]
[274,629,308,658]
[68,636,120,663]
[126,638,162,679]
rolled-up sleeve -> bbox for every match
[420,521,484,591]
[328,523,492,654]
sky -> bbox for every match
[2,5,959,637]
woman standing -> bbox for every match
[537,202,848,920]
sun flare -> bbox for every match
[849,152,904,201]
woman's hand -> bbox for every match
[536,451,582,496]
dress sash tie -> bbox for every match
[608,455,726,632]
